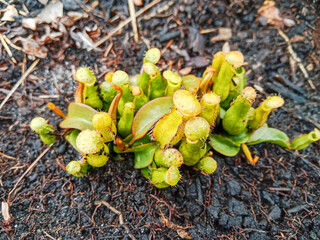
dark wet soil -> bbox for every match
[1,0,320,239]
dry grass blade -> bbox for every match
[128,0,139,42]
[7,144,52,203]
[0,59,40,110]
[0,33,17,63]
[88,0,161,50]
[95,201,136,240]
[2,34,22,51]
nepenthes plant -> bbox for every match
[30,48,320,188]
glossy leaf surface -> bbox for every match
[132,143,158,169]
[221,130,249,145]
[247,127,290,148]
[60,102,97,130]
[130,97,174,144]
[208,134,240,156]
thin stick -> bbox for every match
[2,34,22,51]
[128,0,139,42]
[7,144,52,203]
[88,0,161,50]
[278,29,315,90]
[0,152,17,160]
[0,59,40,110]
[103,42,113,58]
[0,33,17,63]
[43,231,57,240]
[95,201,136,240]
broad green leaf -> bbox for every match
[246,125,268,143]
[221,130,249,145]
[65,129,81,152]
[133,143,158,169]
[131,134,153,147]
[208,134,240,156]
[247,127,290,148]
[130,97,174,144]
[60,103,97,130]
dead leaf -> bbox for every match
[22,18,38,30]
[210,28,232,43]
[5,26,27,39]
[257,0,295,28]
[85,25,101,40]
[177,229,192,239]
[222,41,230,53]
[70,26,102,50]
[161,212,193,239]
[40,31,63,44]
[67,11,88,22]
[289,35,305,43]
[15,37,48,58]
[188,26,205,53]
[170,45,190,61]
[59,16,75,27]
[37,0,63,23]
[1,5,19,22]
[179,67,192,75]
[187,56,209,68]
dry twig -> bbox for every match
[278,29,315,90]
[7,144,52,203]
[43,231,57,240]
[0,33,17,63]
[128,0,139,42]
[95,201,136,240]
[0,151,17,160]
[0,59,40,110]
[88,0,161,50]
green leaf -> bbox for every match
[133,143,158,169]
[247,127,290,148]
[221,130,249,145]
[141,167,152,179]
[246,126,268,143]
[59,102,97,130]
[208,134,240,156]
[131,134,153,147]
[65,129,81,152]
[114,142,158,169]
[130,97,174,144]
